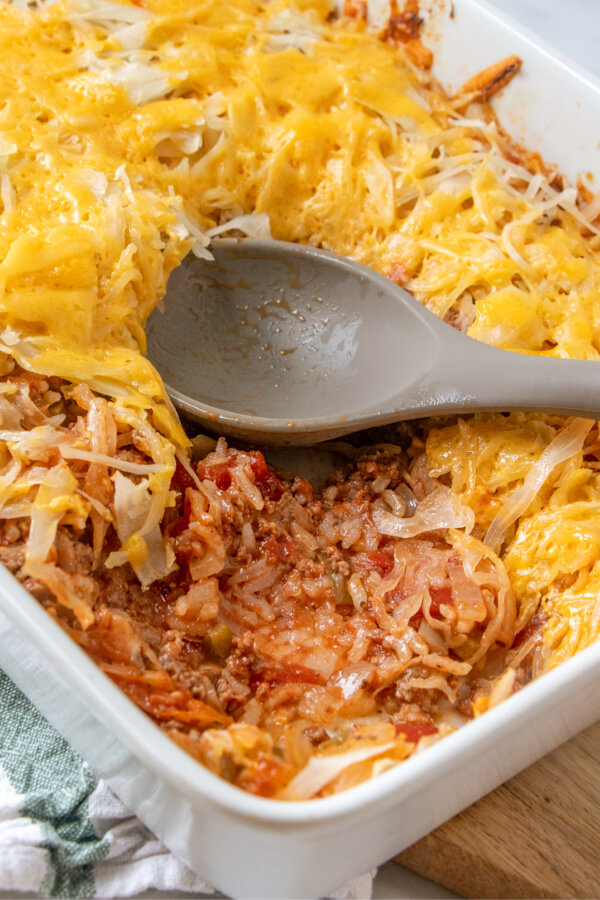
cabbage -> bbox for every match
[373,486,475,538]
[173,207,213,261]
[107,59,174,106]
[263,10,322,54]
[485,417,593,552]
[113,21,148,52]
[5,0,52,9]
[156,129,203,157]
[0,175,15,215]
[363,153,394,226]
[24,463,79,566]
[80,49,175,106]
[0,137,17,171]
[60,443,168,476]
[0,425,72,459]
[66,0,152,28]
[207,213,272,240]
[106,471,175,586]
[281,742,395,800]
[72,169,109,201]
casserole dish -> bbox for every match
[3,0,600,896]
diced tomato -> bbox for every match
[215,468,232,490]
[248,450,268,478]
[262,535,297,564]
[512,611,546,648]
[430,586,452,615]
[254,662,322,687]
[395,722,438,743]
[165,462,194,538]
[354,550,394,576]
[198,452,284,497]
[249,451,285,501]
[386,584,406,603]
[171,459,196,494]
[263,536,279,563]
[343,0,368,21]
[197,461,232,491]
[409,585,452,625]
[237,756,286,798]
[386,262,409,285]
[167,494,191,539]
[387,583,422,625]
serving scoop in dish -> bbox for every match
[146,239,600,445]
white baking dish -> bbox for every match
[3,2,600,897]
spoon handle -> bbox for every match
[382,327,600,422]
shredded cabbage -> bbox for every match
[485,417,593,552]
[206,213,272,240]
[373,486,475,538]
[281,742,396,800]
[107,471,175,586]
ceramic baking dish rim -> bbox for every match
[456,0,600,92]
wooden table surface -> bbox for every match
[396,720,600,898]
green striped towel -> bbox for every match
[0,670,374,899]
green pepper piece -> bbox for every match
[206,623,234,663]
[330,570,353,606]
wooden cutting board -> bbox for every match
[396,720,600,899]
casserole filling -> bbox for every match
[1,362,597,798]
[2,0,600,798]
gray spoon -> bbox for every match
[146,238,600,446]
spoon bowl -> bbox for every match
[146,239,600,445]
